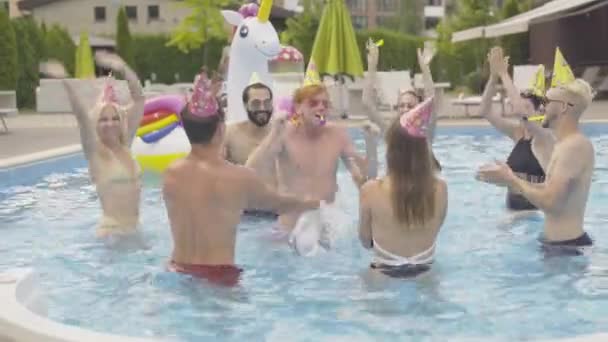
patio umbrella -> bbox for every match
[309,0,363,117]
[75,31,95,79]
[310,0,363,80]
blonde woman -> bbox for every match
[41,52,145,237]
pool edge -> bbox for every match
[0,268,156,342]
[0,145,82,170]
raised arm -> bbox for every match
[362,39,388,133]
[94,51,145,145]
[245,169,319,214]
[479,48,521,141]
[40,61,96,160]
[417,43,439,142]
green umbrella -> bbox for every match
[75,31,95,79]
[310,0,363,81]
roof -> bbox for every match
[18,0,59,11]
[19,0,298,18]
[452,0,602,42]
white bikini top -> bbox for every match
[371,239,436,266]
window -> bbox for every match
[125,6,137,21]
[377,0,397,12]
[425,17,440,30]
[147,5,160,21]
[94,6,106,22]
[351,16,367,29]
[1,1,8,12]
[427,0,442,5]
[345,0,365,12]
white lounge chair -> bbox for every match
[0,91,18,133]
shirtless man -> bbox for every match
[163,70,319,286]
[477,79,596,254]
[246,84,368,237]
[224,83,278,216]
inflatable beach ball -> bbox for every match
[131,94,191,173]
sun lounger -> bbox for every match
[0,91,18,133]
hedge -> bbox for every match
[12,18,39,108]
[356,28,425,73]
[0,8,18,91]
[131,35,227,84]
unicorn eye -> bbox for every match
[239,25,249,38]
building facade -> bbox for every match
[346,0,445,34]
[17,0,295,37]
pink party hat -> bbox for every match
[102,74,118,104]
[399,97,433,138]
[188,69,220,118]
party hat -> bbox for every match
[530,65,546,98]
[249,72,261,85]
[375,39,384,47]
[399,97,433,138]
[551,47,575,88]
[188,69,220,118]
[102,73,118,104]
[303,57,321,86]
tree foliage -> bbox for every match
[167,0,234,55]
[281,0,324,63]
[116,7,135,67]
[500,0,532,67]
[0,8,18,91]
[44,25,76,75]
[12,18,39,108]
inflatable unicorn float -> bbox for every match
[131,0,281,172]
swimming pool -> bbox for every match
[2,124,608,341]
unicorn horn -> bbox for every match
[258,0,272,22]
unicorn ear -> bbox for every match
[222,10,244,27]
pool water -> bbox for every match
[2,125,608,341]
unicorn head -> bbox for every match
[222,0,281,61]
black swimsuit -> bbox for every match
[505,138,545,210]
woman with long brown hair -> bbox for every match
[358,98,448,278]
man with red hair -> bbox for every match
[246,84,368,238]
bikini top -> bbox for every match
[372,239,436,266]
[506,138,545,178]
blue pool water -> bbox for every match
[2,125,608,341]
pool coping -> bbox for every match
[0,144,82,170]
[0,268,156,342]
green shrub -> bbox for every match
[356,28,424,72]
[12,18,39,108]
[0,8,18,91]
[132,35,226,84]
[116,7,135,67]
[45,25,76,75]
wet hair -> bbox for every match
[385,119,436,226]
[520,91,544,111]
[180,104,225,145]
[242,83,273,104]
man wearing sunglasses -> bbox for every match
[246,83,368,239]
[478,79,596,254]
[224,82,279,216]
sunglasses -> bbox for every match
[544,97,574,107]
[248,99,273,111]
[307,99,330,109]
